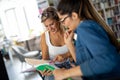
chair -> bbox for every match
[11,45,42,71]
[11,45,45,80]
[12,45,42,61]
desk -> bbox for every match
[25,58,49,66]
[17,37,35,51]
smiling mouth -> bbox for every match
[51,29,57,33]
[51,29,55,32]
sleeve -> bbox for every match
[77,25,118,77]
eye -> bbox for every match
[45,25,48,28]
[49,22,54,26]
[59,15,69,23]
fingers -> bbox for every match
[66,30,72,35]
[64,31,69,38]
[53,56,57,62]
[42,69,52,76]
[46,70,52,76]
[38,70,44,77]
[69,31,74,39]
[53,55,64,62]
[70,63,76,67]
[64,30,74,39]
[38,70,43,75]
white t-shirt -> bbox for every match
[45,31,69,60]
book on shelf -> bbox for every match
[104,2,109,8]
[107,18,113,25]
[114,0,119,4]
[92,0,120,38]
[113,6,119,15]
[117,16,120,23]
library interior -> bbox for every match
[0,0,120,80]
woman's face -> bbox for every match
[58,12,80,31]
[43,18,59,33]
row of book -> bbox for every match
[93,0,120,10]
[92,0,120,4]
[93,3,102,10]
[104,0,120,8]
[92,0,120,39]
[99,11,105,19]
[111,24,120,38]
[106,6,120,18]
[107,15,120,25]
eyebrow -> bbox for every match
[59,18,62,20]
[45,25,48,27]
[45,21,54,27]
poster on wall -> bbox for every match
[37,0,49,14]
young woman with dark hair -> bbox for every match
[53,0,120,80]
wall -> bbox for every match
[0,0,45,40]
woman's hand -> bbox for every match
[64,30,74,46]
[53,68,69,80]
[53,54,66,62]
[38,69,52,76]
[64,30,76,62]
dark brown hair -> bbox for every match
[57,0,120,51]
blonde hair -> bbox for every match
[41,6,59,22]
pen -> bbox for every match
[49,60,54,64]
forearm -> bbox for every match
[41,50,49,60]
[65,66,83,78]
[67,43,76,62]
[53,66,83,80]
[42,53,49,60]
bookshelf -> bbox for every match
[36,0,60,15]
[36,0,49,15]
[92,0,120,39]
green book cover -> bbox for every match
[36,64,72,80]
[36,64,55,71]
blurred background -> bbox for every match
[0,0,120,80]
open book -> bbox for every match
[36,63,58,71]
[23,58,74,80]
[22,58,58,73]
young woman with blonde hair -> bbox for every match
[39,6,73,80]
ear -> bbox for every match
[71,12,79,20]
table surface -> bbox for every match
[25,58,50,66]
[17,36,35,42]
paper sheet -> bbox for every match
[25,58,50,66]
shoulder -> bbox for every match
[79,20,100,28]
[41,31,48,42]
[40,31,48,47]
[41,31,48,39]
[77,20,104,32]
[41,32,45,39]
